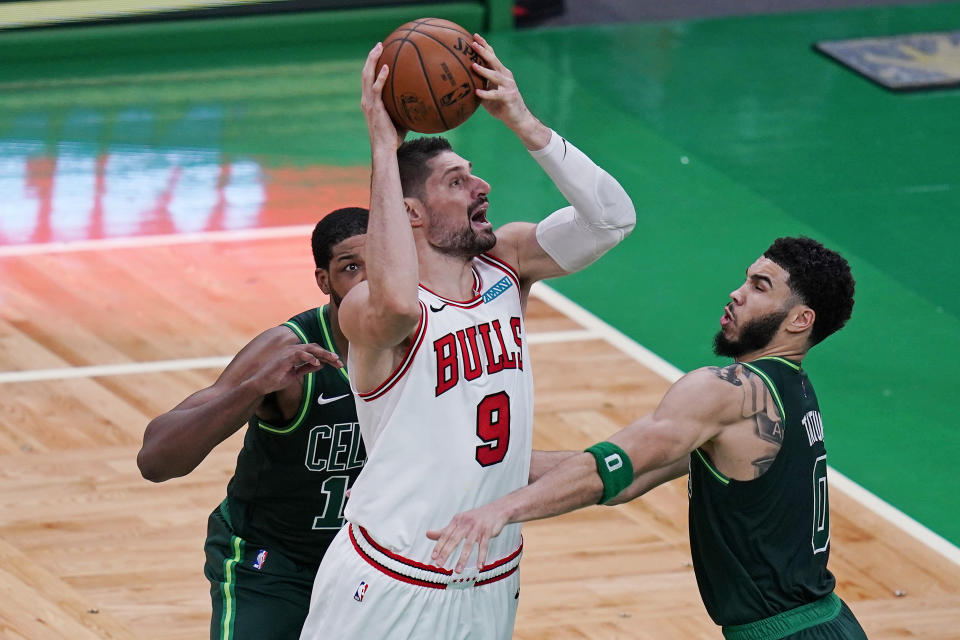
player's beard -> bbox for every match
[426,198,496,259]
[713,308,790,359]
[328,284,345,308]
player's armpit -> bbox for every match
[489,221,568,290]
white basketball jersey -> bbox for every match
[345,253,533,567]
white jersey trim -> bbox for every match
[418,267,483,308]
[476,252,521,291]
[349,523,523,589]
[356,300,429,402]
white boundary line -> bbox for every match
[0,225,315,257]
[0,330,601,384]
[0,357,232,383]
[530,281,960,567]
[527,329,601,345]
[2,278,957,566]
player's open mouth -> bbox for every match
[470,204,489,227]
[720,306,734,327]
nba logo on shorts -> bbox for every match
[253,549,268,570]
[354,581,368,602]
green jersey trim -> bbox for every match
[694,447,730,485]
[218,534,244,639]
[721,592,841,640]
[754,356,801,372]
[740,361,786,423]
[317,305,350,384]
[255,321,315,434]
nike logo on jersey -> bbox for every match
[317,393,350,405]
[429,303,448,312]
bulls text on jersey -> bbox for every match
[434,317,524,396]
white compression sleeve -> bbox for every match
[531,130,636,272]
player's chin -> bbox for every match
[471,219,493,233]
[474,227,497,251]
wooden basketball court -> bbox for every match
[1,231,958,639]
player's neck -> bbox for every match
[418,250,478,301]
[326,303,349,360]
[735,341,808,365]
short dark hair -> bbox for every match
[397,136,453,199]
[763,236,855,346]
[311,207,369,269]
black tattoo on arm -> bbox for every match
[752,456,776,476]
[709,365,742,386]
[738,368,785,478]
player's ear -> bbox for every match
[786,304,814,334]
[405,197,425,227]
[315,267,331,294]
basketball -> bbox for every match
[377,18,486,134]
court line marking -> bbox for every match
[1,262,956,566]
[0,357,233,383]
[528,329,603,344]
[0,330,600,384]
[530,282,960,568]
[0,225,315,257]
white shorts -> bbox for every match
[299,524,521,640]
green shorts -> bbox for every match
[722,593,867,640]
[203,500,319,640]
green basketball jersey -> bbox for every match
[689,356,835,626]
[225,306,365,567]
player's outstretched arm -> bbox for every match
[529,450,577,483]
[472,38,635,288]
[604,456,690,506]
[137,327,339,482]
[427,368,739,571]
[342,44,418,365]
[470,34,550,150]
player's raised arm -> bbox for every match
[340,44,418,366]
[427,367,739,572]
[137,327,340,482]
[470,34,636,289]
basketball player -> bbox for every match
[137,208,369,640]
[298,36,636,640]
[428,237,868,639]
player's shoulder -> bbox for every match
[244,323,303,353]
[690,362,775,391]
[663,365,754,422]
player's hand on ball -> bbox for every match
[361,43,406,149]
[470,34,534,130]
[426,503,508,573]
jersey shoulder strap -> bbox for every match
[738,356,799,423]
[256,306,349,434]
